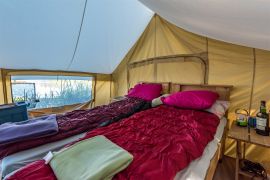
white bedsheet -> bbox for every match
[1,133,86,177]
[175,117,227,180]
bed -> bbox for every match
[170,83,232,180]
[0,97,153,178]
[1,82,171,178]
[4,83,232,180]
[0,97,152,159]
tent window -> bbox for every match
[11,75,93,109]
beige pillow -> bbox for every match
[151,94,170,107]
[205,100,230,118]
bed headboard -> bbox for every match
[170,83,233,101]
[138,82,233,100]
[140,82,171,94]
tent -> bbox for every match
[1,0,270,173]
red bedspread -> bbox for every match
[7,105,219,180]
[0,97,147,159]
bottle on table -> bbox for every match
[256,101,269,136]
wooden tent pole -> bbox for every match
[248,48,257,113]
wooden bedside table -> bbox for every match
[228,122,270,180]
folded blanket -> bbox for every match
[0,114,58,145]
[45,135,133,180]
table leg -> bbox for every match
[243,142,246,160]
[235,140,241,180]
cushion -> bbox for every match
[205,100,230,118]
[127,83,162,101]
[161,90,219,110]
[151,94,170,107]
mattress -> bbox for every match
[175,117,227,180]
[1,133,86,177]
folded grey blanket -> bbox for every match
[0,115,58,146]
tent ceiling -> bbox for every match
[139,0,270,51]
[0,0,153,74]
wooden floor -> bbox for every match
[213,156,235,180]
[213,156,268,180]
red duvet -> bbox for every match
[0,97,147,159]
[7,105,219,180]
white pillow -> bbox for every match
[151,94,170,107]
[205,100,230,119]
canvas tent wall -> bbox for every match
[0,0,153,115]
[139,0,270,51]
[112,15,270,169]
[0,0,153,74]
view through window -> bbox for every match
[11,75,93,109]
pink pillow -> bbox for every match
[161,90,219,110]
[127,83,162,101]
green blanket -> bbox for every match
[47,135,133,180]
